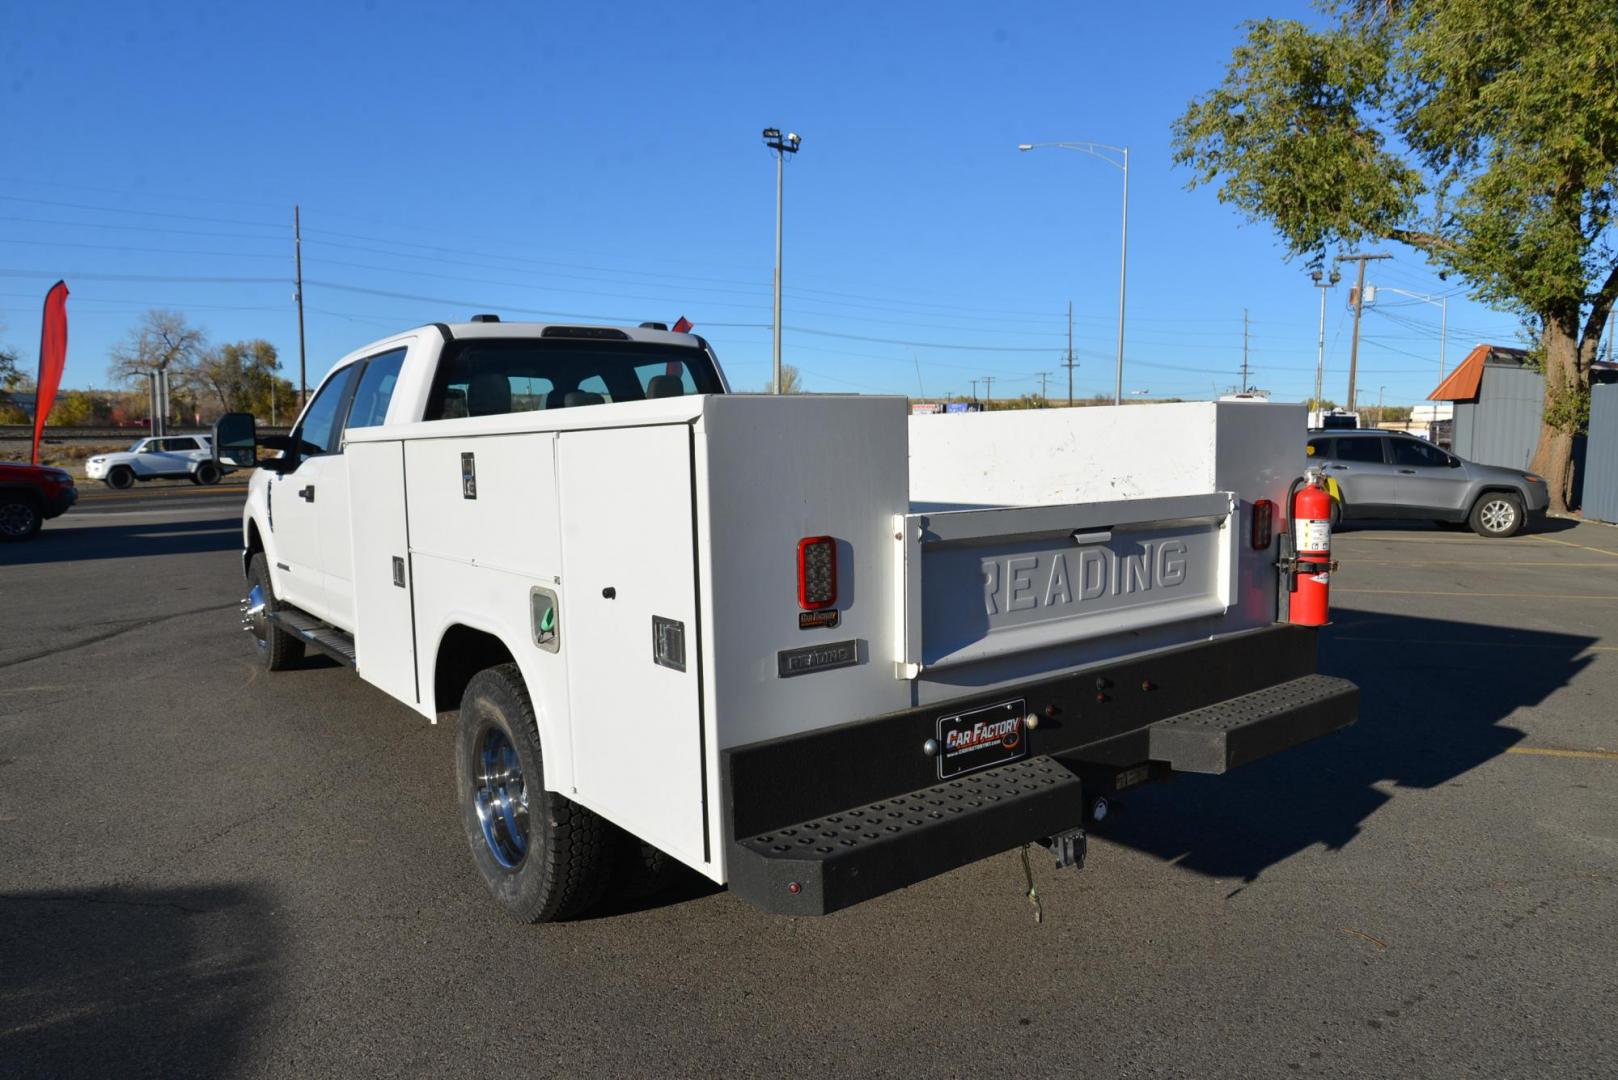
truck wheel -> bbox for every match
[194,462,222,486]
[611,830,683,901]
[456,664,610,922]
[1470,492,1523,538]
[107,466,135,490]
[0,495,42,542]
[244,553,306,670]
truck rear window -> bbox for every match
[424,339,722,421]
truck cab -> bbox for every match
[244,321,727,631]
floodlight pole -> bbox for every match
[762,128,801,394]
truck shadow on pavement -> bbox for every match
[1091,606,1597,882]
[0,884,281,1078]
[0,516,242,566]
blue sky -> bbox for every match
[2,0,1523,407]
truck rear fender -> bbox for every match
[432,623,518,719]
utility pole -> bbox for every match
[294,205,308,408]
[1065,300,1076,406]
[1342,252,1391,411]
[970,378,978,401]
[1037,371,1052,403]
[982,375,995,405]
[1376,385,1386,429]
[762,128,802,395]
[1240,309,1250,393]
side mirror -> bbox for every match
[1447,456,1462,468]
[213,412,259,468]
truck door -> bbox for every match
[270,364,358,617]
[320,347,408,632]
[558,424,707,868]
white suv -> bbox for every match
[85,435,231,489]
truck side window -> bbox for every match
[294,365,359,457]
[344,348,407,433]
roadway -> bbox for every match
[2,490,1615,1077]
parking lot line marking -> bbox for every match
[1334,588,1618,601]
[1333,635,1618,653]
[1530,534,1618,557]
[1507,747,1618,762]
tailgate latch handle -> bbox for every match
[1071,529,1113,546]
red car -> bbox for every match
[0,461,78,541]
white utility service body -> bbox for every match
[229,320,1357,919]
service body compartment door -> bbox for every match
[348,440,418,705]
[558,424,706,868]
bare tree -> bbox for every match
[108,310,206,389]
[763,364,803,394]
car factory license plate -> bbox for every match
[935,698,1028,779]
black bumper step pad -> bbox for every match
[727,756,1086,916]
[266,609,357,667]
[1146,673,1358,775]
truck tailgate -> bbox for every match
[896,492,1236,673]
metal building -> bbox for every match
[1583,383,1618,524]
[1428,345,1544,470]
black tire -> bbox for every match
[194,462,222,486]
[610,829,683,902]
[1329,498,1342,530]
[1470,491,1524,538]
[456,664,611,923]
[245,553,305,671]
[0,494,42,542]
[106,465,135,490]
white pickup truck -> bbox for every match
[216,317,1357,922]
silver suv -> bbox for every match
[1307,429,1549,538]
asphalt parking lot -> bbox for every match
[3,492,1616,1078]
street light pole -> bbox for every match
[1019,140,1130,405]
[762,128,801,395]
[1374,285,1450,382]
[1310,265,1342,406]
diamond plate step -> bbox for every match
[267,608,357,667]
[727,756,1086,916]
[1147,673,1357,774]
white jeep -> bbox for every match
[85,434,230,488]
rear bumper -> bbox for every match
[723,624,1357,916]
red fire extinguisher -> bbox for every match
[1288,473,1335,626]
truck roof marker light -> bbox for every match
[1252,499,1275,550]
[798,536,837,610]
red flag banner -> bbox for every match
[671,316,693,333]
[31,280,69,465]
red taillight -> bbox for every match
[797,536,837,610]
[1251,499,1275,549]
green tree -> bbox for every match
[1173,1,1618,510]
[0,344,18,390]
[196,339,285,415]
[47,390,112,427]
